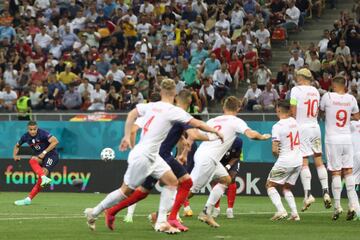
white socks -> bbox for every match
[127,203,136,216]
[331,175,342,209]
[93,189,127,217]
[345,175,360,215]
[205,183,227,215]
[157,186,177,223]
[267,187,286,213]
[300,167,312,198]
[284,190,298,215]
[316,165,329,191]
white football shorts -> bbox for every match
[190,152,229,193]
[124,148,171,190]
[299,124,322,157]
[267,165,302,185]
[325,143,354,171]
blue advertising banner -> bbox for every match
[0,121,326,162]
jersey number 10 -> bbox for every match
[304,99,319,118]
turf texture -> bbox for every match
[0,192,359,240]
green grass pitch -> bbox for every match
[0,192,359,240]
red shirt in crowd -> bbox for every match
[228,59,244,80]
[319,78,332,91]
[213,47,231,63]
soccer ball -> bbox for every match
[101,148,115,162]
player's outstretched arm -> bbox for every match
[188,118,224,142]
[244,129,271,140]
[186,128,214,142]
[13,143,21,161]
[38,136,59,159]
[120,108,139,151]
[130,124,140,148]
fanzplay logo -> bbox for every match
[4,165,91,191]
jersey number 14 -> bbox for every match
[287,131,300,150]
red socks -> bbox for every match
[107,189,148,216]
[183,199,190,207]
[215,199,221,208]
[29,177,42,199]
[227,182,237,208]
[29,158,44,177]
[168,178,193,220]
[214,182,237,209]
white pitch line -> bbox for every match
[0,211,332,221]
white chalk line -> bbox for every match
[0,210,332,221]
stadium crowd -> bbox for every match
[0,0,358,116]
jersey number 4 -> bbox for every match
[304,99,319,118]
[287,131,300,150]
[143,116,155,135]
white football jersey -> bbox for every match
[351,120,360,153]
[195,115,250,162]
[320,92,359,144]
[134,102,193,154]
[272,117,302,168]
[290,85,320,125]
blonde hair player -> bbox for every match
[290,68,331,211]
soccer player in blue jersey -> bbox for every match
[105,89,217,232]
[12,121,59,206]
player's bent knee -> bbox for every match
[138,186,151,194]
[219,175,231,186]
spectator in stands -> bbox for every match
[243,42,258,82]
[213,44,231,63]
[3,63,18,89]
[83,64,103,85]
[213,62,232,100]
[29,83,41,109]
[199,77,215,114]
[62,83,82,110]
[228,53,244,90]
[321,51,336,75]
[88,82,106,111]
[78,78,94,99]
[181,59,199,88]
[347,30,360,54]
[202,53,221,78]
[306,51,322,76]
[318,29,330,59]
[230,3,246,30]
[335,39,352,62]
[289,49,304,69]
[58,64,79,86]
[0,84,17,111]
[190,40,208,67]
[106,85,122,111]
[135,73,150,100]
[243,82,262,111]
[281,0,300,34]
[254,60,272,90]
[277,63,290,90]
[215,13,230,34]
[39,86,55,110]
[255,21,271,51]
[254,82,279,111]
[295,0,310,28]
[319,72,332,91]
[101,73,120,93]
